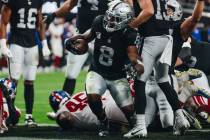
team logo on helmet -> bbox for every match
[49,90,70,112]
[0,78,16,99]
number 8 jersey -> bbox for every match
[1,0,43,47]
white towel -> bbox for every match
[159,35,173,66]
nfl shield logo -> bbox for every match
[96,32,101,39]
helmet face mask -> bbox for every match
[166,0,183,21]
[103,2,134,32]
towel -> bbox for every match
[159,35,173,66]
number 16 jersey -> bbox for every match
[1,0,43,47]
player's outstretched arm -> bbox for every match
[128,0,154,28]
[44,0,78,25]
[37,8,51,57]
[181,0,205,40]
[0,5,13,58]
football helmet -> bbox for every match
[49,90,71,112]
[0,78,16,99]
[166,0,183,21]
[103,1,134,32]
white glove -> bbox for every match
[42,40,51,57]
[0,39,13,58]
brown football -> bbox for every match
[74,39,88,55]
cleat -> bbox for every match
[98,119,109,137]
[173,109,190,136]
[46,112,56,120]
[182,109,202,129]
[124,124,147,138]
[25,116,37,127]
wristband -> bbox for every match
[182,41,191,48]
[42,40,48,47]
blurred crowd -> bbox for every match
[0,0,210,72]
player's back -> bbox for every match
[2,0,43,47]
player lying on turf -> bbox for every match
[49,90,129,132]
[0,78,21,134]
[128,67,210,131]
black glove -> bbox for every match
[44,12,56,25]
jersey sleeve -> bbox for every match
[39,0,44,9]
[89,15,103,40]
[1,0,13,7]
[124,27,141,47]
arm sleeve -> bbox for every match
[89,16,103,41]
[124,27,141,48]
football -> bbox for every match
[65,38,88,55]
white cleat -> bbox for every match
[46,112,57,120]
[173,109,190,136]
[124,125,147,138]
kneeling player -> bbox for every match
[49,90,128,132]
[0,78,21,134]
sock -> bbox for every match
[134,80,146,114]
[136,114,146,127]
[62,78,76,95]
[158,82,180,111]
[24,83,34,114]
[25,114,32,119]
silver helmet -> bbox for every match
[103,1,134,32]
[166,0,183,21]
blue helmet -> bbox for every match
[0,78,16,99]
[49,90,71,112]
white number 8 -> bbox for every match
[99,46,114,66]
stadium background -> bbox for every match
[0,0,210,139]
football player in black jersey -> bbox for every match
[44,0,109,96]
[125,0,207,138]
[65,1,143,136]
[0,0,50,127]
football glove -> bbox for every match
[42,40,51,57]
[0,39,13,58]
[43,12,56,25]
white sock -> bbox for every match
[25,114,32,119]
[136,114,146,127]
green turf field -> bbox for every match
[1,71,210,139]
[0,71,87,124]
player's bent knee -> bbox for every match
[156,76,169,84]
